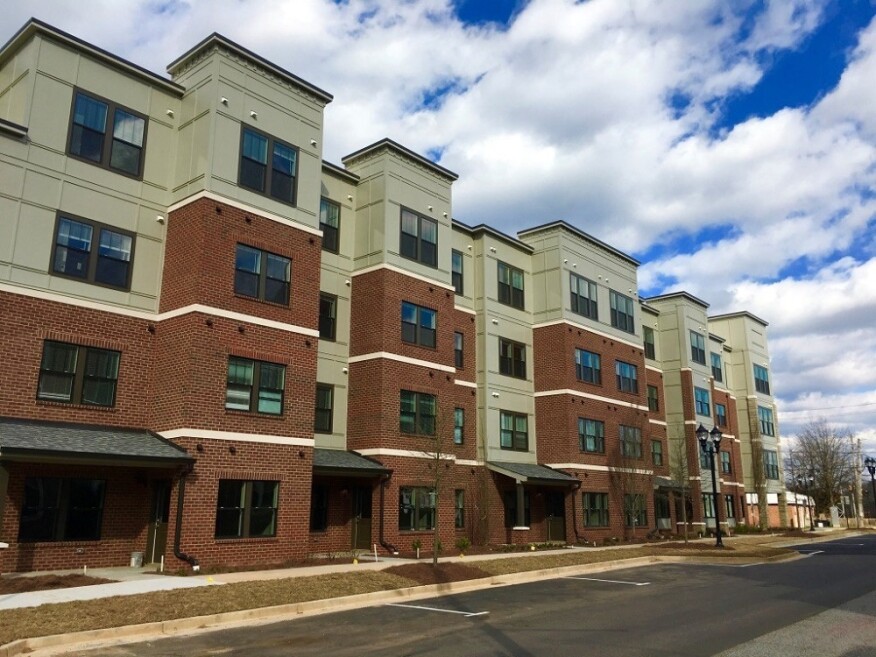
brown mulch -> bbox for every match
[383,562,490,585]
[0,574,114,594]
[651,543,735,551]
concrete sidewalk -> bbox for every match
[0,531,853,610]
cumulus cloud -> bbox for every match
[2,0,875,448]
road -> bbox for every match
[73,535,876,657]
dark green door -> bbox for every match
[351,486,372,550]
[145,480,170,564]
[545,491,566,542]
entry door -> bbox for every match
[545,491,566,542]
[145,480,171,564]
[351,486,372,550]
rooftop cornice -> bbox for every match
[516,220,640,267]
[643,290,710,309]
[342,138,458,182]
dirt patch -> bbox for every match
[383,562,490,585]
[651,543,735,551]
[0,574,114,594]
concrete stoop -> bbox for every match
[0,552,805,657]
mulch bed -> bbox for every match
[651,543,734,551]
[0,574,114,595]
[383,562,490,585]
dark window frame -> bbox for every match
[401,301,437,349]
[715,402,728,428]
[19,477,106,542]
[720,450,731,474]
[454,407,465,445]
[615,360,639,394]
[499,338,526,379]
[225,356,286,415]
[620,424,643,459]
[400,390,437,436]
[67,88,148,179]
[215,479,280,539]
[451,249,464,295]
[758,405,775,436]
[50,212,136,291]
[234,243,291,305]
[238,125,299,206]
[570,273,598,320]
[454,331,464,368]
[319,293,337,341]
[647,384,659,411]
[643,326,656,359]
[319,197,341,253]
[578,417,605,453]
[454,489,465,529]
[399,207,438,267]
[624,493,647,527]
[763,450,779,479]
[582,492,609,527]
[609,290,635,333]
[694,387,711,417]
[690,330,706,365]
[497,261,525,309]
[399,486,436,531]
[309,484,328,532]
[315,383,334,433]
[37,340,121,407]
[575,348,602,385]
[754,365,771,395]
[500,410,529,451]
[711,352,723,382]
[651,439,663,466]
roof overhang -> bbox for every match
[487,461,578,487]
[312,449,390,478]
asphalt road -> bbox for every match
[74,535,876,657]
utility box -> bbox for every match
[130,551,144,568]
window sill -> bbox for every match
[36,400,116,412]
[399,530,437,535]
[224,409,285,419]
[232,293,290,309]
[214,536,279,543]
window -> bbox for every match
[694,387,711,417]
[500,411,528,451]
[700,449,711,471]
[38,341,120,407]
[715,403,727,428]
[234,244,291,305]
[19,477,105,542]
[68,90,147,177]
[400,208,437,267]
[454,407,465,445]
[578,418,605,453]
[454,489,465,529]
[314,384,333,433]
[310,484,328,532]
[720,450,731,474]
[624,494,647,527]
[702,493,716,518]
[615,360,638,394]
[575,349,601,385]
[609,290,635,333]
[724,494,736,519]
[647,385,659,412]
[499,338,526,379]
[239,127,297,204]
[690,331,706,364]
[582,492,609,527]
[452,250,464,295]
[319,293,337,341]
[215,480,279,538]
[754,365,771,395]
[711,352,723,382]
[51,215,135,290]
[654,492,671,520]
[454,332,464,368]
[319,198,340,253]
[504,490,531,527]
[225,357,285,415]
[651,440,663,466]
[401,302,437,348]
[620,425,642,458]
[570,273,598,320]
[643,326,656,359]
[763,450,779,480]
[497,261,525,309]
[758,406,775,436]
[399,487,435,531]
[400,390,436,436]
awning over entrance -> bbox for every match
[0,417,193,467]
[653,476,684,490]
[313,448,390,478]
[487,461,578,487]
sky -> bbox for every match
[3,0,876,459]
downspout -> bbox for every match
[571,480,583,543]
[378,473,399,555]
[173,465,200,571]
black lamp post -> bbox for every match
[796,472,816,531]
[697,424,723,547]
[865,457,876,520]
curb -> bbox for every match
[1,551,798,657]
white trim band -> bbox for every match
[531,319,642,350]
[534,389,649,411]
[348,352,456,373]
[455,380,478,388]
[352,263,455,292]
[648,419,667,426]
[547,463,654,476]
[160,428,315,447]
[356,448,455,461]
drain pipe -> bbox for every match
[571,480,583,544]
[173,465,200,571]
[378,473,399,555]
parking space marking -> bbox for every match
[385,603,489,618]
[798,550,824,558]
[564,576,650,586]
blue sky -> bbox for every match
[2,0,876,455]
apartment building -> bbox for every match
[0,19,784,573]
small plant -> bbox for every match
[435,539,443,554]
[455,537,471,555]
[412,538,422,559]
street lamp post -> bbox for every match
[697,424,723,548]
[865,457,876,520]
[805,472,815,531]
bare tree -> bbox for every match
[417,405,457,568]
[609,420,650,540]
[786,419,857,517]
[669,432,692,543]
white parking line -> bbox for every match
[799,550,824,558]
[564,576,650,586]
[386,603,489,618]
